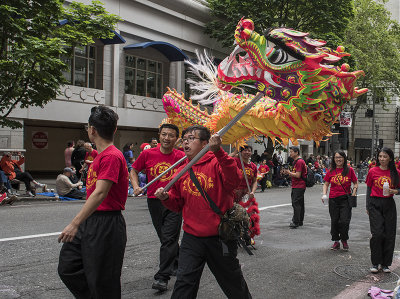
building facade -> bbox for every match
[6,0,229,172]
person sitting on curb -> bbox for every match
[56,168,85,200]
[0,152,46,197]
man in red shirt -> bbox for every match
[155,125,252,299]
[58,106,129,298]
[131,123,185,292]
[230,146,258,201]
[284,146,307,229]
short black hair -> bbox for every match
[159,123,179,137]
[240,145,253,152]
[290,146,300,154]
[182,125,211,141]
[67,141,74,147]
[88,106,118,141]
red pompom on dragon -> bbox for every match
[161,18,368,243]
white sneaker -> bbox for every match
[35,182,45,187]
[26,191,35,197]
[382,266,391,273]
[370,265,380,273]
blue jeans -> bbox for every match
[0,170,11,190]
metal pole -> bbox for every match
[238,151,251,193]
[371,93,375,158]
[164,92,264,192]
[140,155,187,191]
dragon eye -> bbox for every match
[268,46,297,65]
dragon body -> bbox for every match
[162,19,368,146]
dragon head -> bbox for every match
[217,18,367,110]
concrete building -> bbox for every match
[5,0,228,173]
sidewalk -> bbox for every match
[10,177,76,203]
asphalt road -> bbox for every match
[1,183,400,298]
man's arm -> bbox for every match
[58,179,113,243]
[129,168,142,196]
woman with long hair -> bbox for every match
[322,150,358,251]
[366,147,400,274]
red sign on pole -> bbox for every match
[32,131,48,149]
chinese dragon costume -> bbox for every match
[161,18,368,241]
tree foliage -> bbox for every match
[345,0,400,104]
[0,0,121,128]
[205,0,354,49]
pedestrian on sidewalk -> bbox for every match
[283,146,307,229]
[366,147,400,274]
[58,106,129,298]
[155,125,252,299]
[130,123,185,292]
[322,150,358,251]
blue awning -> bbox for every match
[58,19,125,45]
[124,41,188,62]
[100,31,126,45]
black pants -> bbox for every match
[329,195,352,241]
[172,232,252,299]
[58,211,127,299]
[368,197,397,266]
[260,175,267,191]
[147,198,182,281]
[291,188,305,225]
[15,171,34,191]
[63,188,86,199]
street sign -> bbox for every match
[32,131,48,149]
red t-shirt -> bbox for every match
[234,157,257,189]
[258,164,270,174]
[324,167,357,198]
[292,159,306,189]
[395,161,400,169]
[132,147,186,198]
[366,167,400,198]
[86,145,129,211]
[85,150,98,166]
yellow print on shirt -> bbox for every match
[86,166,97,190]
[150,162,175,182]
[183,172,214,196]
[332,173,350,185]
[374,176,391,190]
[242,167,254,178]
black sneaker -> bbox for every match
[289,222,299,229]
[382,266,391,273]
[152,280,168,292]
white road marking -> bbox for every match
[0,232,61,242]
[259,203,291,210]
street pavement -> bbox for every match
[1,183,400,298]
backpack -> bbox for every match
[295,159,315,188]
[304,165,315,187]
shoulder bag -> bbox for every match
[335,169,357,207]
[189,168,253,255]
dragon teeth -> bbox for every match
[264,72,281,87]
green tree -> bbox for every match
[344,0,400,159]
[205,0,354,49]
[0,0,121,128]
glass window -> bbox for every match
[61,45,97,88]
[124,54,164,99]
[136,70,145,96]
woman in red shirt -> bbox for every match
[366,147,400,274]
[258,159,270,192]
[322,150,358,252]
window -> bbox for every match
[61,45,96,88]
[125,55,163,98]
